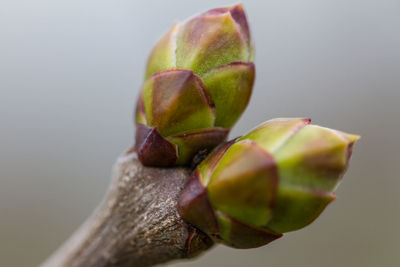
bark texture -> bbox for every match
[41,151,214,267]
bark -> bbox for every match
[40,151,214,267]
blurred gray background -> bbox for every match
[1,0,399,266]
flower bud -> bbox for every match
[135,4,254,166]
[178,118,359,248]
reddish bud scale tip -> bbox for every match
[178,171,219,235]
[135,124,178,167]
[202,3,251,42]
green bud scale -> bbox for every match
[135,4,255,167]
[178,118,359,248]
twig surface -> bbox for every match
[41,152,213,267]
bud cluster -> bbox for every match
[135,4,254,166]
[178,118,359,248]
[133,4,359,249]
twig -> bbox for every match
[40,152,213,267]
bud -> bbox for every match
[178,118,359,248]
[135,4,255,167]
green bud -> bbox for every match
[136,4,255,166]
[178,118,359,248]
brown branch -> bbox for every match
[40,151,214,267]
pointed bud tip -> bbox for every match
[320,126,360,144]
[345,133,361,143]
[203,3,245,15]
[203,3,250,40]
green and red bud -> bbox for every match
[135,4,254,167]
[178,118,359,248]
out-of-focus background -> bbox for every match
[0,0,399,266]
